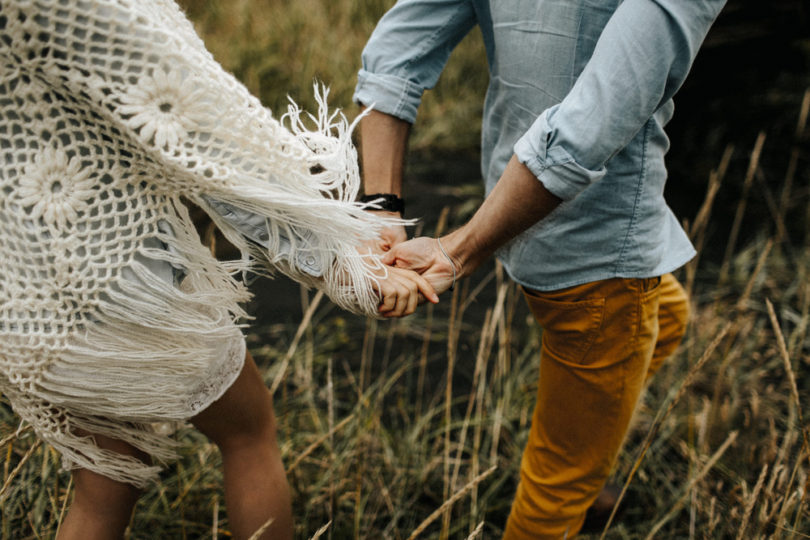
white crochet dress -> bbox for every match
[0,0,387,486]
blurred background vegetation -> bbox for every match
[177,0,488,152]
[1,1,810,538]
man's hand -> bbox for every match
[381,237,457,296]
[373,264,438,318]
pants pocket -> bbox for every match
[523,292,605,366]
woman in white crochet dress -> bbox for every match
[0,1,438,538]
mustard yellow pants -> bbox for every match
[503,273,689,539]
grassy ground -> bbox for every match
[1,1,810,539]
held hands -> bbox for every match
[363,208,426,317]
[373,265,438,318]
[381,237,458,297]
[364,213,458,317]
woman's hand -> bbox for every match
[361,209,408,255]
[374,265,438,318]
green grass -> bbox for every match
[2,2,810,538]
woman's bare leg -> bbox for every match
[191,351,293,540]
[57,435,145,540]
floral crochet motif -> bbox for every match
[118,68,210,149]
[17,149,95,230]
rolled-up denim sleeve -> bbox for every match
[514,0,727,201]
[354,0,477,124]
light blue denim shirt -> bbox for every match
[354,0,726,290]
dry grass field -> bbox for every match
[1,1,809,538]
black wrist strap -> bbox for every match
[359,193,405,215]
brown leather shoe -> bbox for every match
[580,483,623,534]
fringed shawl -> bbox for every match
[0,0,387,486]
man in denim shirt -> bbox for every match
[355,0,726,537]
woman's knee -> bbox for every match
[191,352,278,449]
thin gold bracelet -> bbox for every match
[436,237,456,291]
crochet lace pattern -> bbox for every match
[0,0,389,486]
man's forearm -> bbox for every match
[359,108,411,196]
[442,155,562,277]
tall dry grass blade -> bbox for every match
[780,152,799,240]
[685,144,732,298]
[0,439,41,503]
[379,314,397,376]
[327,356,335,540]
[755,168,792,250]
[441,274,464,539]
[599,322,732,539]
[416,206,449,420]
[460,269,496,313]
[488,395,505,470]
[358,316,378,401]
[471,289,508,526]
[704,304,758,440]
[54,476,73,538]
[766,299,810,458]
[736,464,769,540]
[787,281,810,356]
[359,318,375,399]
[690,397,713,538]
[773,429,802,533]
[270,289,325,393]
[496,267,514,394]
[450,308,494,493]
[170,466,204,509]
[415,300,434,420]
[777,89,809,234]
[773,524,810,540]
[451,282,506,493]
[212,496,220,540]
[0,424,31,450]
[775,481,805,540]
[797,88,810,138]
[286,415,353,474]
[465,521,485,540]
[488,264,510,464]
[434,205,450,244]
[247,517,274,540]
[643,431,738,540]
[310,521,332,540]
[720,132,766,284]
[689,144,733,241]
[765,298,810,524]
[765,426,796,516]
[736,238,774,310]
[407,466,497,540]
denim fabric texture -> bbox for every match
[354,0,726,290]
